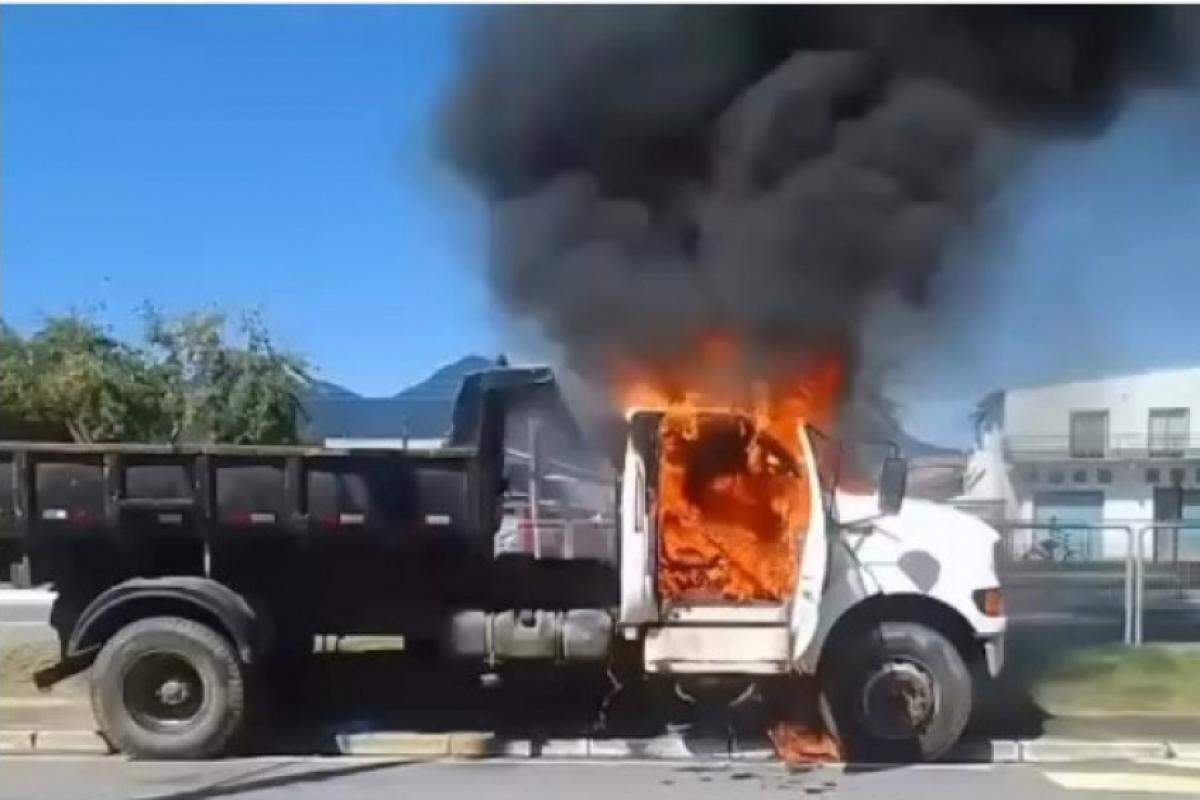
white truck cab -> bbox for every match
[618,408,1005,761]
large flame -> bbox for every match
[615,339,846,604]
[614,339,848,760]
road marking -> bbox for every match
[1045,770,1200,795]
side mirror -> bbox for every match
[879,456,908,516]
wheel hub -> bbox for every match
[123,652,205,732]
[860,660,937,740]
[156,678,192,707]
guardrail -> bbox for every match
[1132,522,1200,645]
[994,522,1136,645]
[993,520,1200,646]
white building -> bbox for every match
[962,366,1200,561]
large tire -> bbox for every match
[820,621,972,763]
[90,616,246,759]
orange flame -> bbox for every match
[613,337,847,605]
[768,721,843,764]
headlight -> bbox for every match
[973,587,1005,618]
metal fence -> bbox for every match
[994,522,1137,645]
[991,520,1200,646]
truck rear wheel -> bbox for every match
[820,621,971,763]
[90,616,246,759]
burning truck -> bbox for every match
[1,364,1003,761]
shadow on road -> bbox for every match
[246,654,679,755]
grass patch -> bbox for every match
[1034,644,1200,715]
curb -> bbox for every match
[1,730,111,755]
[0,731,1193,763]
[0,589,57,605]
[1019,739,1170,763]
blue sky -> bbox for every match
[2,5,494,396]
[5,6,1200,447]
[882,90,1200,445]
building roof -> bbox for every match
[996,364,1200,397]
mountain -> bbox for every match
[393,356,496,400]
[305,379,361,399]
[300,356,498,442]
[894,430,962,459]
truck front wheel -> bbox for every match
[820,621,971,763]
[90,616,246,759]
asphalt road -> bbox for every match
[2,757,1199,800]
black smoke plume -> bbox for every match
[442,7,1186,398]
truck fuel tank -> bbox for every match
[446,608,612,664]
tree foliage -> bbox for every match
[970,390,1005,447]
[144,309,309,444]
[0,310,310,444]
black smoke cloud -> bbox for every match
[442,7,1185,391]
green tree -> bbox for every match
[970,390,1005,447]
[0,321,46,438]
[0,315,169,442]
[0,310,310,445]
[143,308,310,444]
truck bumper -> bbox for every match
[981,633,1005,678]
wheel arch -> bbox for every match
[69,577,268,665]
[815,593,984,677]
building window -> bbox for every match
[1147,468,1161,484]
[1151,487,1200,562]
[1172,468,1186,486]
[1073,469,1088,484]
[1154,487,1185,521]
[1070,410,1108,458]
[1024,467,1039,484]
[1048,469,1065,485]
[1149,408,1189,457]
[1098,468,1113,484]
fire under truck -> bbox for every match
[0,367,1004,761]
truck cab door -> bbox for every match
[788,424,829,661]
[622,410,830,673]
[618,413,659,625]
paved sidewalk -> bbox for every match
[0,696,95,731]
[0,589,56,625]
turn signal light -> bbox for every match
[973,587,1005,617]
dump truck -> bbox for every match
[0,366,1004,761]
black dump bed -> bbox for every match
[0,367,571,587]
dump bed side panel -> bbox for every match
[1,445,486,583]
[0,455,13,533]
[0,455,15,573]
[35,457,105,535]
